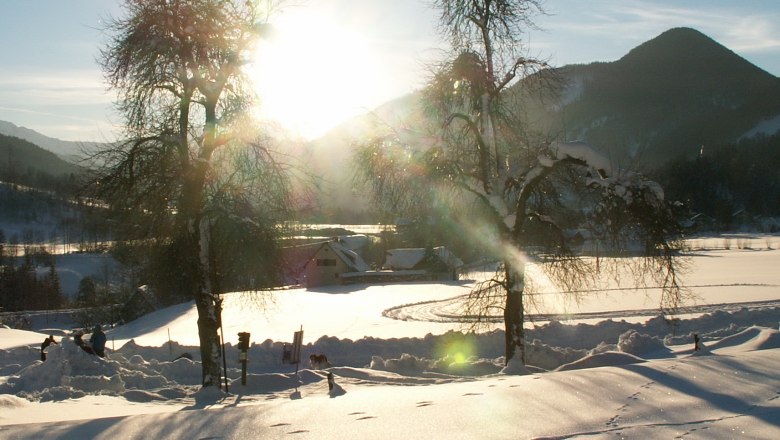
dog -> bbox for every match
[309,354,331,369]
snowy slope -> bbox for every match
[1,240,779,439]
[0,330,778,439]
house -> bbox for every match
[383,246,463,281]
[684,213,717,231]
[291,239,370,287]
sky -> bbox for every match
[0,0,779,142]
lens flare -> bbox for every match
[436,335,476,364]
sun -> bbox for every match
[247,7,384,139]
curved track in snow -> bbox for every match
[383,284,780,324]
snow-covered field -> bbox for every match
[1,239,779,439]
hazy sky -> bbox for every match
[1,0,779,142]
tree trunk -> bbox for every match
[178,150,223,387]
[193,97,223,388]
[503,260,525,365]
[195,287,222,386]
[182,211,223,388]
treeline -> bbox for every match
[0,240,130,328]
[71,275,127,330]
[658,131,780,230]
[0,246,64,313]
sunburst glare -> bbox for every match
[247,7,385,139]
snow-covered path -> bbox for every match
[387,248,780,325]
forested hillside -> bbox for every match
[514,27,780,169]
[658,132,780,230]
[0,133,82,194]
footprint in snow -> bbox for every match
[348,411,376,420]
[605,413,621,428]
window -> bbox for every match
[316,258,337,267]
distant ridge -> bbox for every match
[0,120,106,162]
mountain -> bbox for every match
[0,133,83,178]
[0,120,106,163]
[303,27,780,220]
[516,27,780,168]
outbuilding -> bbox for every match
[298,240,370,287]
[383,246,463,281]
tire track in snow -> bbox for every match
[383,292,780,324]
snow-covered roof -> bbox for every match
[384,247,463,270]
[288,238,371,273]
[335,235,369,251]
[339,269,426,279]
[327,240,370,272]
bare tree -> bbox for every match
[93,0,290,388]
[356,0,687,369]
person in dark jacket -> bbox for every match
[40,335,57,361]
[74,331,92,354]
[90,325,107,358]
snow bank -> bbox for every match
[368,353,503,377]
[0,328,48,350]
[705,326,780,352]
[616,329,670,357]
[0,345,38,376]
[0,337,203,403]
[0,394,28,409]
[555,351,646,371]
[499,356,532,375]
[229,372,302,394]
[1,338,124,400]
[3,303,778,405]
[4,341,779,439]
[525,339,587,371]
[330,366,449,385]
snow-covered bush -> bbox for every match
[617,330,667,356]
[525,339,588,371]
[370,354,431,375]
[369,353,503,376]
[589,341,618,355]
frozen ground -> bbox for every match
[1,238,779,439]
